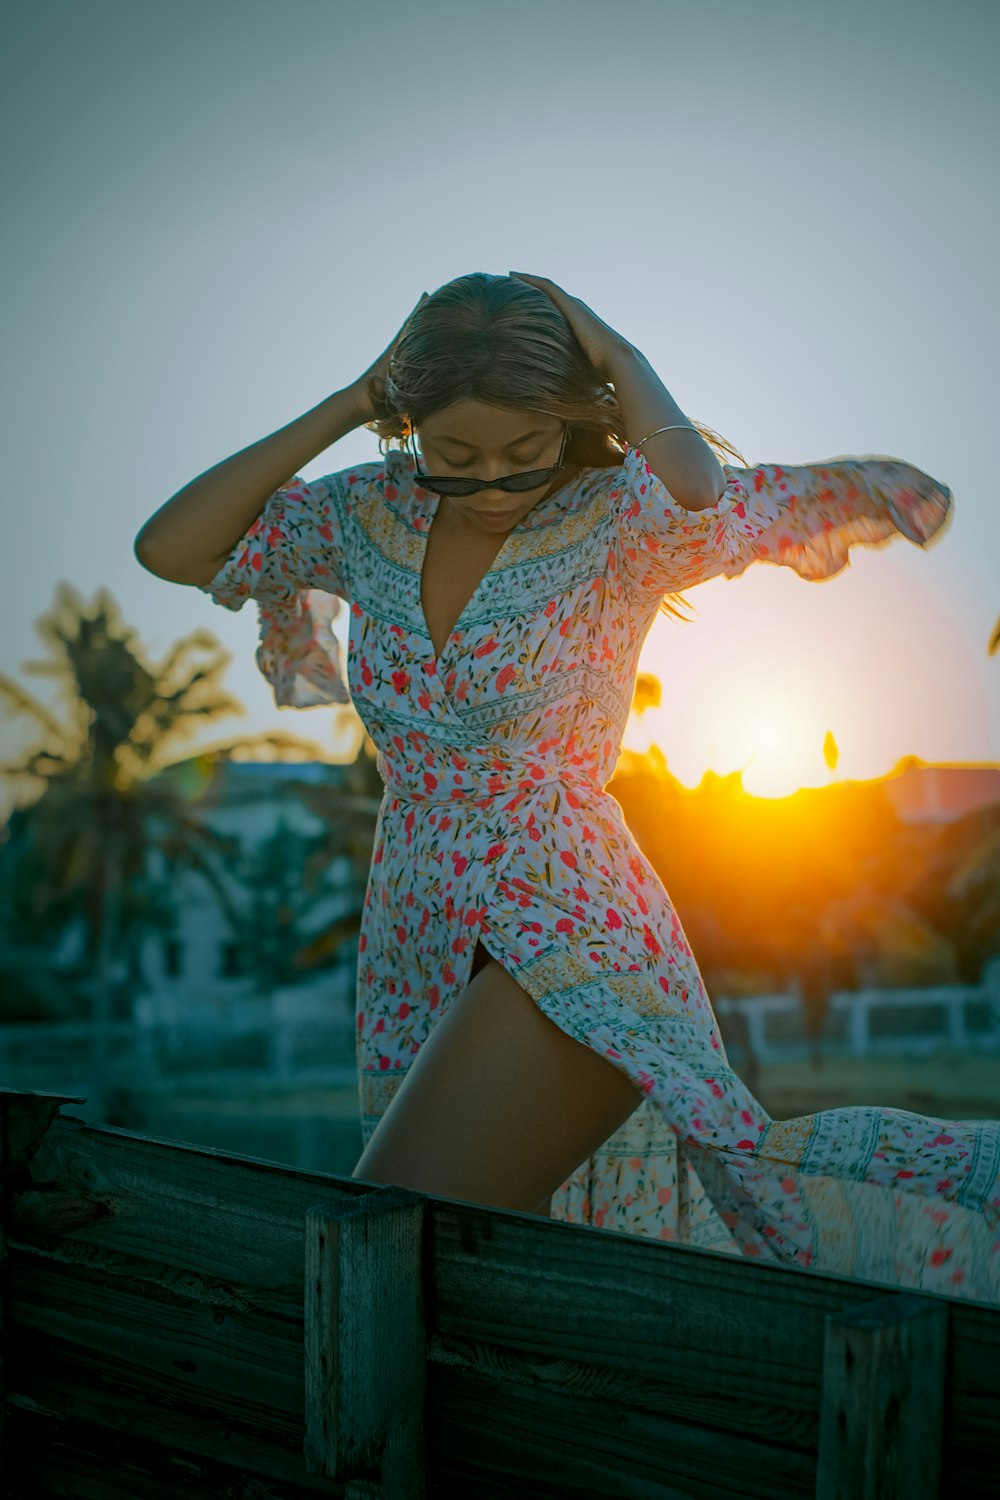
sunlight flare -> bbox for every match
[731,699,831,798]
[626,673,842,798]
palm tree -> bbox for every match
[0,582,332,1116]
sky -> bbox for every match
[2,0,998,815]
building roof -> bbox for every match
[883,759,1000,823]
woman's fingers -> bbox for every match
[509,272,633,377]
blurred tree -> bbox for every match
[607,748,986,1051]
[631,672,662,716]
[0,583,318,1113]
[903,806,1000,982]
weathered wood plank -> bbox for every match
[305,1191,426,1496]
[9,1249,304,1417]
[424,1202,999,1493]
[426,1361,817,1498]
[815,1293,948,1500]
[11,1111,370,1316]
[8,1337,311,1490]
[425,1328,816,1450]
[428,1202,876,1426]
[1,1088,86,1492]
[1,1095,368,1492]
[946,1302,1000,1451]
[7,1403,341,1498]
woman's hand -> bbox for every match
[352,291,430,420]
[508,272,636,380]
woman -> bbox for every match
[135,271,998,1304]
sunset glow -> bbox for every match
[726,700,831,799]
[617,557,995,800]
[626,675,838,799]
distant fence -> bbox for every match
[715,980,1000,1065]
[2,1087,997,1498]
[1,981,999,1103]
[0,993,357,1099]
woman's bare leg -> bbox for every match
[351,944,642,1214]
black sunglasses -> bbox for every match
[406,424,569,497]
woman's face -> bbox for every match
[415,398,567,536]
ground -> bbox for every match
[118,1046,1000,1180]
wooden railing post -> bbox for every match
[304,1187,426,1498]
[815,1291,948,1499]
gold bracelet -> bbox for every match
[636,424,696,449]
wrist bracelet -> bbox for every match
[636,424,696,449]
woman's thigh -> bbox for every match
[351,948,643,1215]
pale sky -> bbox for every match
[3,0,998,811]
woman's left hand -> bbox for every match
[508,272,637,381]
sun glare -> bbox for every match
[627,671,841,799]
[729,702,829,798]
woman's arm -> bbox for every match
[504,274,725,511]
[134,290,429,586]
[615,448,954,603]
[503,277,952,598]
[606,346,727,511]
[134,382,370,586]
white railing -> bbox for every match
[714,981,1000,1064]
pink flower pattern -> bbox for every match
[200,442,999,1305]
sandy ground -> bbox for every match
[750,1048,1000,1123]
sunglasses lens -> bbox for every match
[428,479,478,496]
[501,469,550,491]
[415,465,557,497]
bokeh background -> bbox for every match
[2,20,999,1487]
[3,0,998,805]
[1,1,997,1164]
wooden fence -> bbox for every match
[1,1087,997,1498]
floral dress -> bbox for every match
[199,439,1000,1306]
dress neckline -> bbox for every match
[407,453,585,671]
[417,490,521,670]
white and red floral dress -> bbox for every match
[199,439,999,1306]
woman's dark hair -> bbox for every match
[362,272,746,623]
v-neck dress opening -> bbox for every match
[414,457,593,673]
[415,492,516,672]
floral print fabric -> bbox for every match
[200,441,999,1306]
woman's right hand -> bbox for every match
[352,292,430,421]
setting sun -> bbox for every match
[627,661,841,799]
[724,697,833,798]
[618,557,995,802]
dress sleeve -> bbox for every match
[197,471,352,708]
[615,444,954,601]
